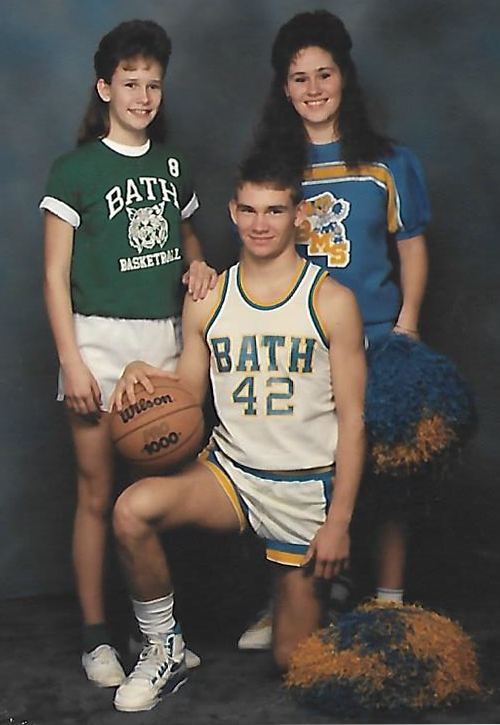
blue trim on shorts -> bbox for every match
[266,540,308,554]
[205,442,336,565]
[214,447,336,483]
[323,476,334,509]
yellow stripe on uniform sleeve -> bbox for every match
[304,163,400,234]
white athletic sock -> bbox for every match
[132,594,176,638]
[376,587,404,603]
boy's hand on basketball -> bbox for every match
[109,361,179,412]
[302,521,350,580]
[62,360,102,417]
[182,260,218,301]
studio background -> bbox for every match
[1,0,499,599]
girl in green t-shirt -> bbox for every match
[41,19,215,687]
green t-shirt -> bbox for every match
[41,140,199,319]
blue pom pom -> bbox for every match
[364,334,477,477]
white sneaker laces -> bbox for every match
[130,642,173,681]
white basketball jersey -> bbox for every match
[205,260,338,470]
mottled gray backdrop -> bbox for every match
[1,0,499,598]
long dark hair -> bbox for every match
[255,10,393,171]
[77,20,172,146]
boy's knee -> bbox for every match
[113,489,149,542]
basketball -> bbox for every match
[110,379,205,472]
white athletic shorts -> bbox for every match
[200,443,335,567]
[57,314,181,411]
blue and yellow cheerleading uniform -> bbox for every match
[200,260,337,566]
[298,142,430,342]
[296,144,476,479]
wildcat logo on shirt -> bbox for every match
[297,192,351,268]
[126,201,169,254]
[117,200,181,273]
[104,174,183,271]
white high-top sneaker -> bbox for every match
[114,631,188,712]
[128,633,201,668]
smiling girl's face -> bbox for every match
[97,56,163,145]
[285,45,343,144]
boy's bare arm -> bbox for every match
[303,279,366,579]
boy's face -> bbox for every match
[229,183,305,260]
[96,56,163,143]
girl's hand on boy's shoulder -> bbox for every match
[182,260,218,301]
[108,362,178,412]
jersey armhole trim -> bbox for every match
[204,270,229,337]
[309,268,330,348]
